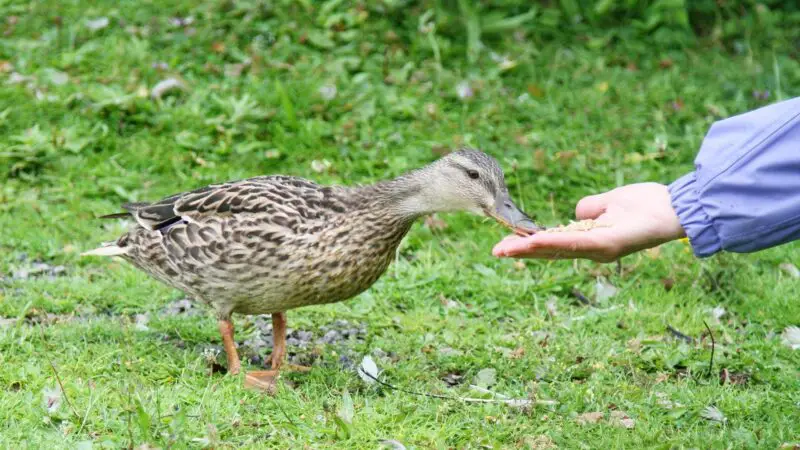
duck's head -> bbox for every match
[402,149,542,236]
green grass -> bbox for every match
[1,1,799,448]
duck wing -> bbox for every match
[99,176,345,232]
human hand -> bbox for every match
[492,183,687,263]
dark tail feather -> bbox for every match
[98,212,131,219]
[98,202,151,219]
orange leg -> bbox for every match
[270,312,287,369]
[218,319,241,375]
[244,312,287,393]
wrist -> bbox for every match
[668,173,721,257]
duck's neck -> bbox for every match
[355,166,452,222]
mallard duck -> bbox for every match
[84,149,540,391]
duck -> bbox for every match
[83,148,541,391]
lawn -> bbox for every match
[1,0,799,448]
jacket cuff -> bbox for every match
[668,172,721,257]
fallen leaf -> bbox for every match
[379,440,407,450]
[358,355,379,385]
[211,41,225,53]
[654,373,670,384]
[0,60,12,73]
[779,443,800,449]
[659,58,674,69]
[151,78,187,99]
[85,17,110,31]
[438,294,459,309]
[42,385,62,414]
[655,392,682,409]
[474,368,497,389]
[719,368,750,386]
[576,412,604,425]
[609,410,635,429]
[442,373,463,386]
[509,347,525,359]
[596,81,609,93]
[595,277,618,302]
[134,313,149,331]
[781,326,800,350]
[310,159,332,173]
[520,435,556,449]
[779,263,800,278]
[700,405,727,423]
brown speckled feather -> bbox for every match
[113,175,413,319]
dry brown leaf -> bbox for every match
[576,412,604,425]
[509,347,526,359]
[519,435,556,449]
[654,373,670,384]
[626,338,642,353]
[609,410,635,429]
[719,368,750,386]
[211,41,225,53]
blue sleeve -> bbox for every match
[668,96,800,257]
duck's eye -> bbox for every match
[466,169,480,180]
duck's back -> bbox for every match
[112,176,413,317]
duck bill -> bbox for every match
[488,192,543,236]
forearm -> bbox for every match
[669,97,800,257]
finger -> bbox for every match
[495,232,607,258]
[492,235,527,256]
[575,193,609,220]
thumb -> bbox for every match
[575,193,609,219]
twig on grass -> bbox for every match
[703,320,715,378]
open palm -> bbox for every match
[492,183,687,263]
